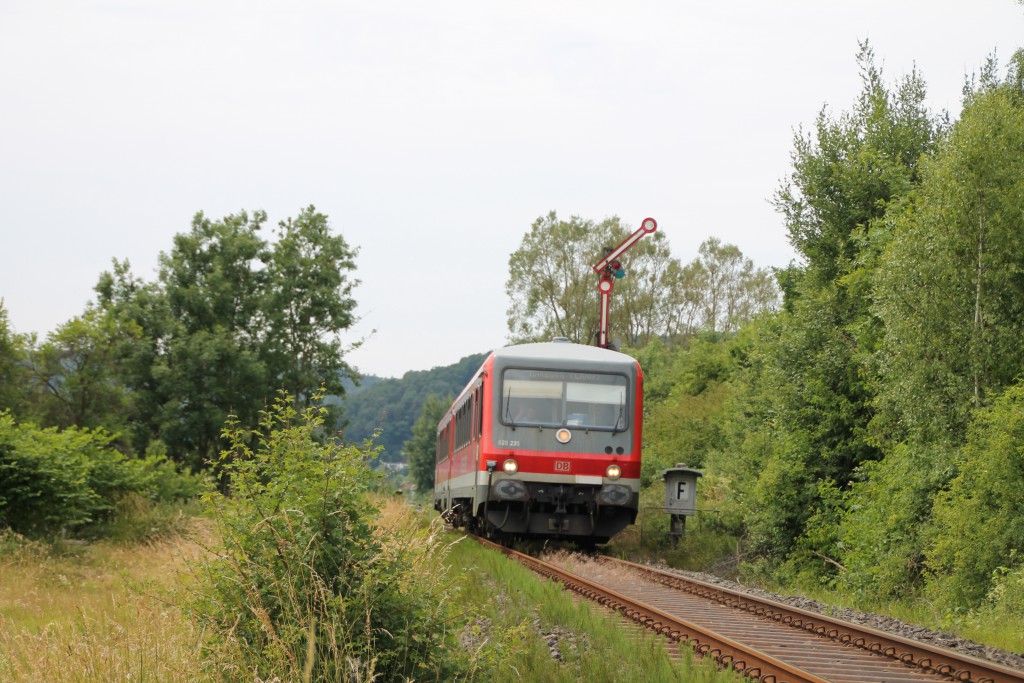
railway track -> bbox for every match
[475,537,1024,683]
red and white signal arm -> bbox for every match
[593,217,658,349]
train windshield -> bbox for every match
[500,369,628,430]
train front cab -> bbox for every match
[480,342,642,543]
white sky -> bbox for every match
[2,1,1022,378]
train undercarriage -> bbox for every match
[442,483,638,546]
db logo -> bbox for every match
[554,460,571,472]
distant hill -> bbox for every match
[339,352,489,462]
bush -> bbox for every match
[143,440,206,502]
[983,559,1024,619]
[0,413,201,539]
[835,442,955,600]
[0,414,137,535]
[925,382,1024,608]
[189,393,469,682]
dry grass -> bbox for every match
[0,526,211,682]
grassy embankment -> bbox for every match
[0,525,207,681]
[7,500,1014,681]
[0,498,737,682]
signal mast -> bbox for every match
[592,217,658,349]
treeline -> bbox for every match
[506,214,779,346]
[1,206,358,468]
[638,46,1024,621]
[339,352,486,460]
[1,206,362,536]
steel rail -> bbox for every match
[600,555,1024,683]
[477,537,830,683]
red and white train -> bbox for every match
[434,339,643,544]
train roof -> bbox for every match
[439,341,639,428]
[492,340,637,367]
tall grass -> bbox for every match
[0,528,207,682]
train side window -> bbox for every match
[459,404,465,449]
[471,389,478,442]
[436,422,448,463]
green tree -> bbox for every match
[722,42,943,564]
[639,336,737,485]
[873,53,1024,445]
[0,301,31,418]
[505,213,771,346]
[612,226,677,344]
[835,52,1024,598]
[405,393,451,495]
[263,206,360,414]
[156,210,269,468]
[24,308,139,435]
[193,394,468,681]
[689,238,777,334]
[92,207,363,468]
[660,259,707,339]
[506,212,620,344]
[94,259,175,455]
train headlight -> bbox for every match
[605,464,622,480]
[555,428,572,444]
[502,458,519,474]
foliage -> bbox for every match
[688,238,778,334]
[833,443,954,598]
[0,301,32,419]
[262,206,360,419]
[93,259,174,455]
[980,562,1024,620]
[717,42,944,567]
[405,393,452,495]
[0,413,193,537]
[506,212,633,345]
[340,353,486,461]
[635,334,742,486]
[824,52,1024,601]
[872,56,1024,445]
[152,209,273,469]
[926,381,1024,608]
[505,212,776,346]
[23,308,139,438]
[775,41,944,293]
[91,206,361,468]
[190,394,469,682]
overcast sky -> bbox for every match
[2,1,1022,378]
